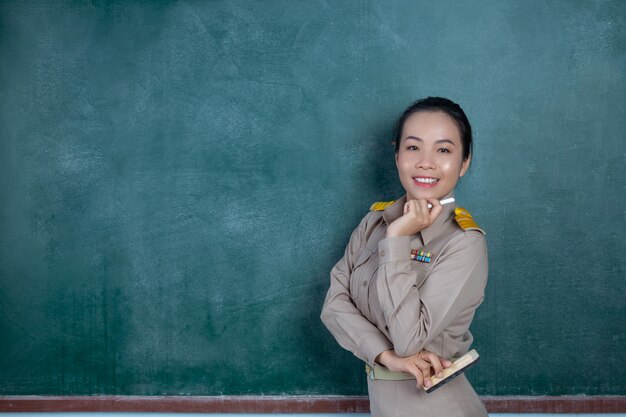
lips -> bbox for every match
[413,176,439,187]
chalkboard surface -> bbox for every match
[1,0,624,396]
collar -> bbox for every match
[382,192,457,245]
[382,195,407,225]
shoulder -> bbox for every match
[343,203,386,254]
[347,201,387,238]
[356,199,396,225]
[358,199,396,230]
[369,200,396,211]
[350,199,396,239]
[442,207,488,257]
[357,203,386,230]
[453,207,486,236]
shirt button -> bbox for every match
[380,250,385,257]
[362,280,368,287]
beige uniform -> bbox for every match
[321,194,488,417]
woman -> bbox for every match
[321,97,488,417]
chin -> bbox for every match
[407,189,448,201]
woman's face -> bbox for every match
[396,111,471,201]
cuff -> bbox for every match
[361,335,394,367]
[378,236,411,264]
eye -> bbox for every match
[438,148,451,153]
[406,145,419,151]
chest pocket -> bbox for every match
[352,247,374,272]
[349,248,374,298]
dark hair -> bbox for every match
[393,97,472,161]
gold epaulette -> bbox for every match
[370,200,395,211]
[454,207,485,234]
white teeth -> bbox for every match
[414,177,439,184]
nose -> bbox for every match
[415,151,436,170]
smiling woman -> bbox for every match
[395,111,470,202]
[321,97,488,417]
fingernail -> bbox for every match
[425,380,431,387]
[437,372,443,378]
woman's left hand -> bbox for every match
[375,349,452,389]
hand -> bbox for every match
[375,349,452,389]
[386,199,443,237]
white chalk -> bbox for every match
[428,197,455,209]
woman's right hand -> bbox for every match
[376,349,452,389]
[386,199,443,237]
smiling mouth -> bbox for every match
[413,176,439,184]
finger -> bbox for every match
[415,358,432,380]
[401,360,422,388]
[404,202,409,215]
[413,368,424,388]
[415,359,433,388]
[424,352,445,378]
[427,198,442,211]
[426,199,443,224]
[424,374,433,388]
[416,199,430,214]
[407,199,418,214]
[410,357,427,387]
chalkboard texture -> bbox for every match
[1,0,625,396]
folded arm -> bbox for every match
[376,232,488,357]
[320,213,394,366]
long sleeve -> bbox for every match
[376,231,488,357]
[321,213,393,366]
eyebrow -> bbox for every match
[404,136,457,146]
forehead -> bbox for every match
[402,111,462,142]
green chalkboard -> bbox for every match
[1,0,625,396]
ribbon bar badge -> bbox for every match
[411,249,432,263]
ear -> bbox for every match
[395,150,399,170]
[459,153,472,177]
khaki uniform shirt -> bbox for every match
[321,194,488,366]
